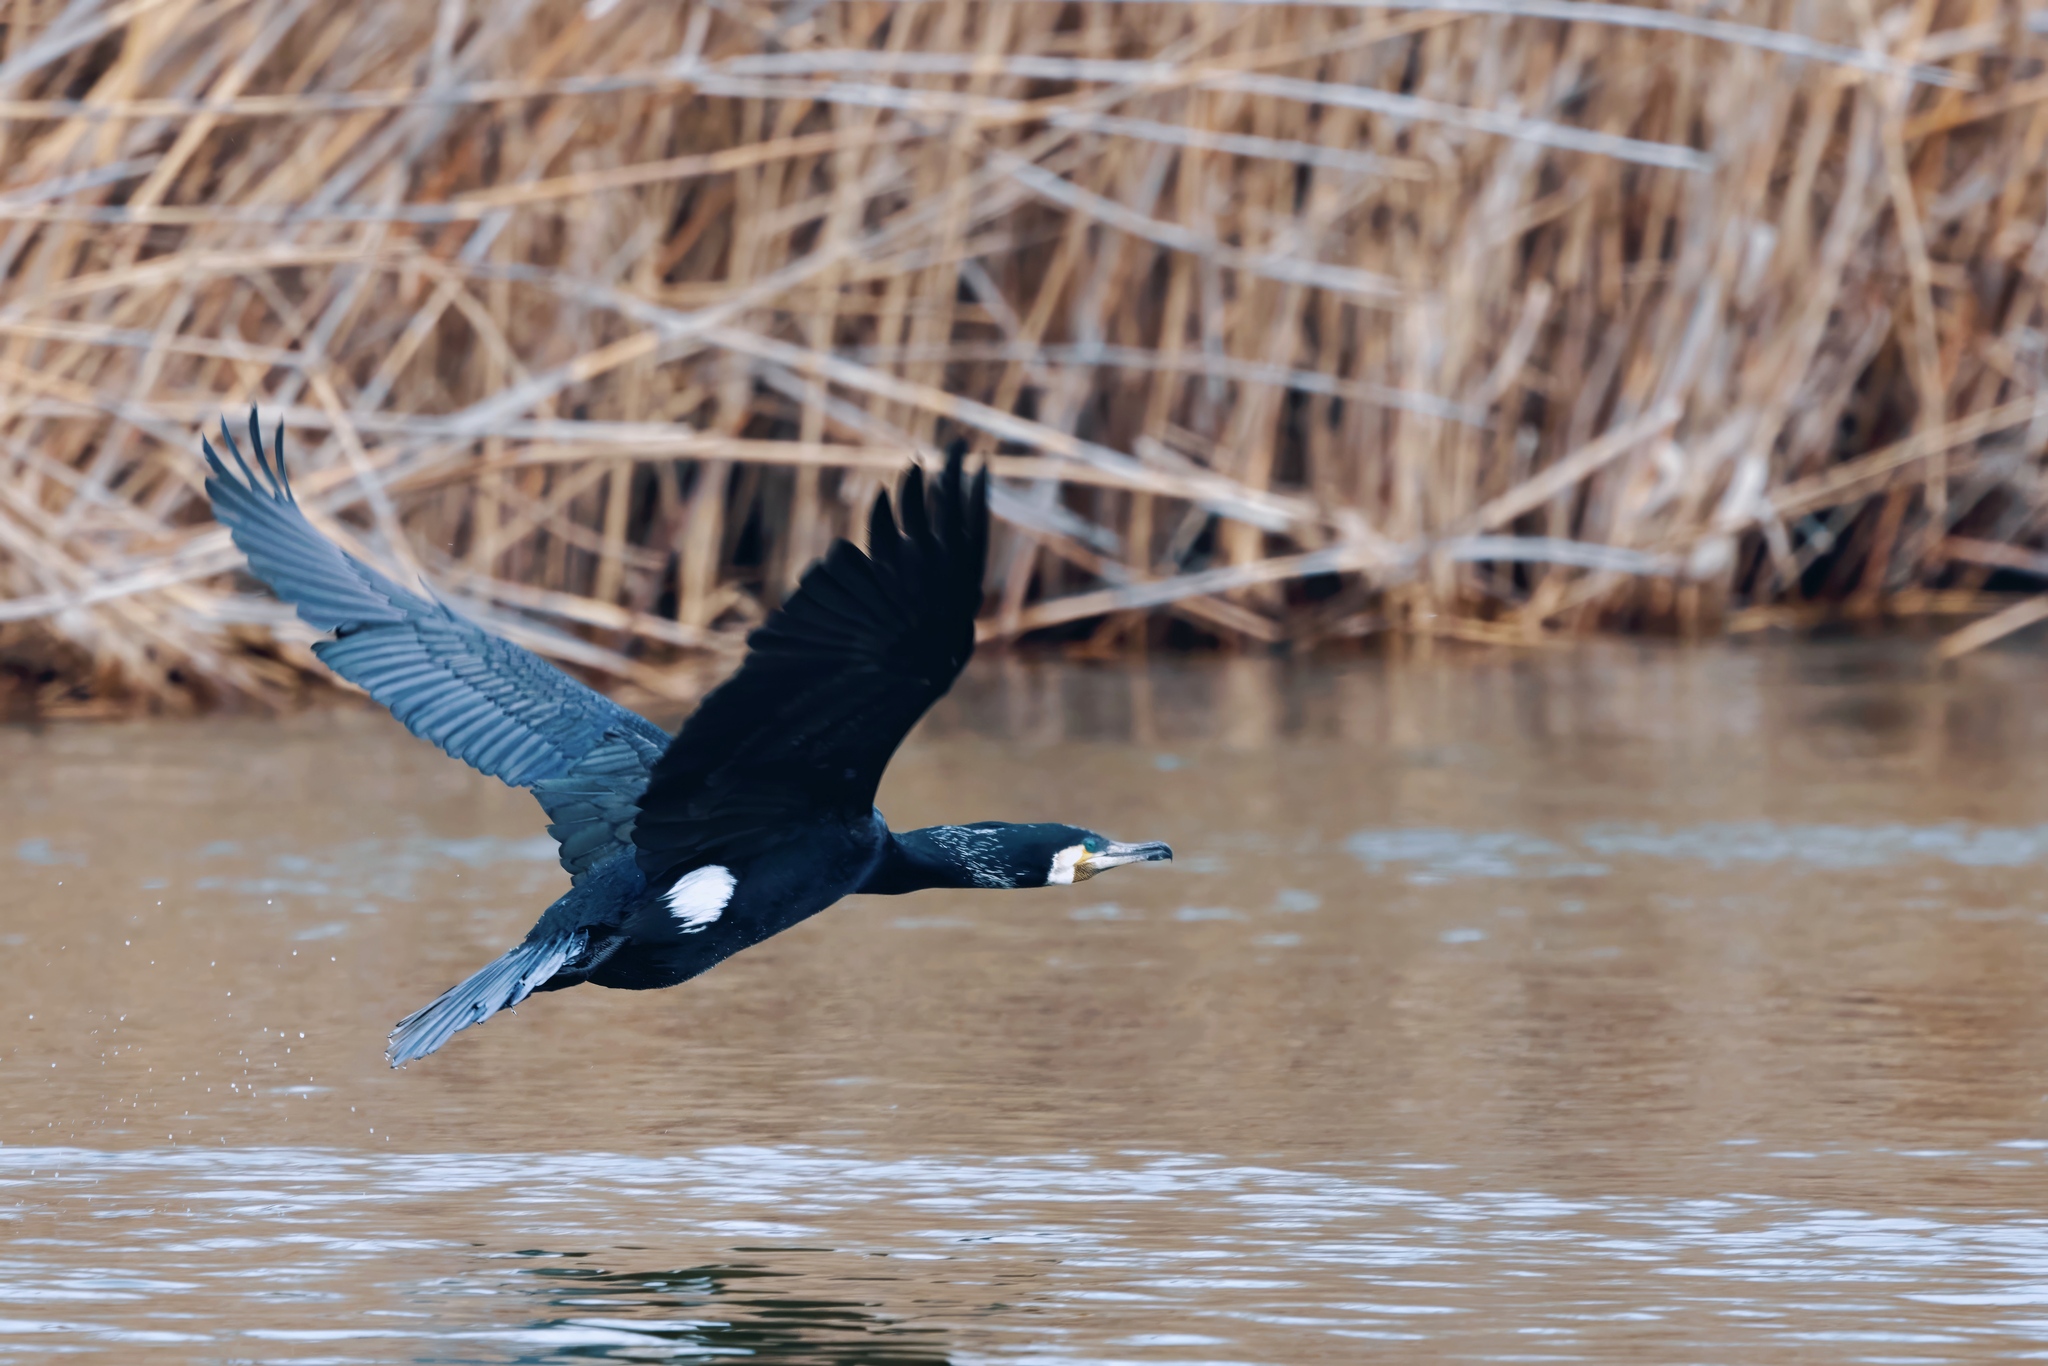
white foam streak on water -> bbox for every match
[1347,819,2048,882]
[1,1146,2047,1359]
[1578,821,2048,869]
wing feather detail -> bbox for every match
[631,442,988,882]
[201,410,669,879]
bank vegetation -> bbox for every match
[0,0,2045,712]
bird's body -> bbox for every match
[531,812,879,995]
[199,412,1171,1066]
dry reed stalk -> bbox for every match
[0,0,2044,711]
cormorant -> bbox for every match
[200,412,1172,1066]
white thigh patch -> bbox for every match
[664,865,737,931]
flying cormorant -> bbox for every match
[200,412,1173,1065]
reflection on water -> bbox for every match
[7,641,2048,1361]
[10,1144,2048,1361]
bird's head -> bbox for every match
[957,821,1174,887]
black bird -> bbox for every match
[200,412,1173,1066]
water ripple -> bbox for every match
[0,1146,2043,1361]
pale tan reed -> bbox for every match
[0,0,2044,713]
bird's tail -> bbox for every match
[386,932,584,1067]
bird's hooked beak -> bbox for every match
[1078,839,1174,879]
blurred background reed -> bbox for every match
[0,0,2043,713]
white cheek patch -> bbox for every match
[1047,845,1088,886]
[665,865,736,931]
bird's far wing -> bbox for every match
[632,442,989,884]
[201,410,669,879]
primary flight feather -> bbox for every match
[200,412,1172,1065]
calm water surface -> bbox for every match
[6,643,2048,1362]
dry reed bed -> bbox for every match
[0,0,2044,711]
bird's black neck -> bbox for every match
[858,825,1018,894]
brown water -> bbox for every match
[6,642,2048,1363]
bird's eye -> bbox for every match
[1083,837,1104,853]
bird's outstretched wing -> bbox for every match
[632,443,988,884]
[201,410,669,879]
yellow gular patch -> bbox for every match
[1048,844,1091,885]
